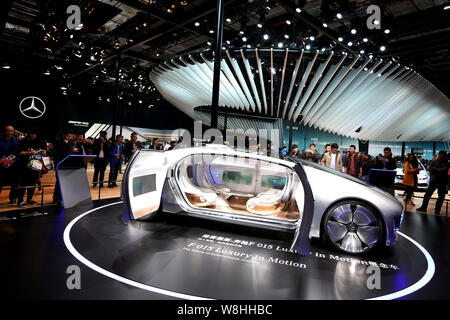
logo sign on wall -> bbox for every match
[19,96,46,119]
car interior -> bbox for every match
[176,154,301,221]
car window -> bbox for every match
[222,170,253,185]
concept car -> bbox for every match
[122,146,403,255]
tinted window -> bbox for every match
[222,171,253,185]
[133,174,156,196]
[261,175,286,190]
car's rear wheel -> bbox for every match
[322,201,384,254]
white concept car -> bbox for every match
[122,146,403,255]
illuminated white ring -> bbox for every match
[63,201,435,300]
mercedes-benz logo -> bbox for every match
[19,96,46,119]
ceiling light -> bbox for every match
[444,5,450,10]
[207,41,212,46]
[306,44,311,50]
[277,42,283,48]
[286,20,291,25]
[128,101,132,106]
[139,99,142,104]
[106,98,110,102]
[347,41,353,46]
[380,45,386,51]
[226,18,231,23]
[384,29,390,34]
[55,65,63,70]
[242,36,247,42]
[296,8,302,13]
[69,34,73,39]
[351,28,357,34]
[226,40,231,44]
[284,34,289,39]
[336,13,342,19]
[338,37,343,42]
[323,23,328,28]
[209,29,214,34]
[43,70,50,75]
[239,30,244,35]
[246,44,251,48]
[360,50,365,54]
[363,37,368,42]
[310,36,315,41]
[2,63,11,69]
[374,20,379,25]
[321,48,326,52]
[257,23,263,28]
[194,22,200,27]
[90,55,96,61]
[263,34,269,40]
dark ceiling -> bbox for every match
[0,0,449,104]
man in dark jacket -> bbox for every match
[289,144,301,158]
[416,150,449,214]
[0,125,20,202]
[108,134,124,188]
[92,131,110,188]
[124,132,142,163]
[52,129,75,204]
[300,143,321,163]
[376,147,397,170]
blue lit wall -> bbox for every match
[280,120,359,154]
[280,120,449,159]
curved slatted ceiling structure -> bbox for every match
[150,48,450,141]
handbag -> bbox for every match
[42,156,52,170]
[27,159,43,172]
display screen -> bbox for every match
[222,171,253,185]
[133,174,156,197]
[261,175,286,190]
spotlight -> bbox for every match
[128,101,132,106]
[321,48,326,52]
[277,42,283,48]
[55,65,63,70]
[207,41,212,45]
[69,34,73,39]
[284,34,289,39]
[257,23,263,28]
[351,29,357,34]
[384,29,390,34]
[338,37,343,42]
[60,86,67,90]
[106,97,110,102]
[225,18,231,23]
[347,41,353,46]
[309,36,315,41]
[2,63,11,69]
[323,23,328,28]
[263,34,269,40]
[360,50,365,54]
[43,70,51,75]
[209,29,214,34]
[363,37,368,42]
[242,36,247,42]
[90,55,96,61]
[239,30,245,35]
[306,44,311,50]
[194,22,200,27]
[139,99,142,104]
[380,45,386,51]
[226,40,231,44]
[336,13,342,19]
[444,5,450,10]
[286,20,291,25]
[296,8,302,13]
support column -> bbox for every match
[210,0,224,129]
[113,52,121,139]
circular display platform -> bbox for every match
[64,201,434,300]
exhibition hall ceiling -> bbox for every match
[0,0,449,139]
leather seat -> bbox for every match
[180,175,217,207]
[246,189,283,215]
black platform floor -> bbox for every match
[1,198,449,299]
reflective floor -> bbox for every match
[1,198,449,299]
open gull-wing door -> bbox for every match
[122,150,168,222]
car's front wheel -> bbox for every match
[322,201,384,254]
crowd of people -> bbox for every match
[280,142,449,213]
[0,125,173,208]
[0,125,448,213]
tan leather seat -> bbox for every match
[246,189,283,215]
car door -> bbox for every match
[122,150,168,221]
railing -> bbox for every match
[396,192,449,218]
